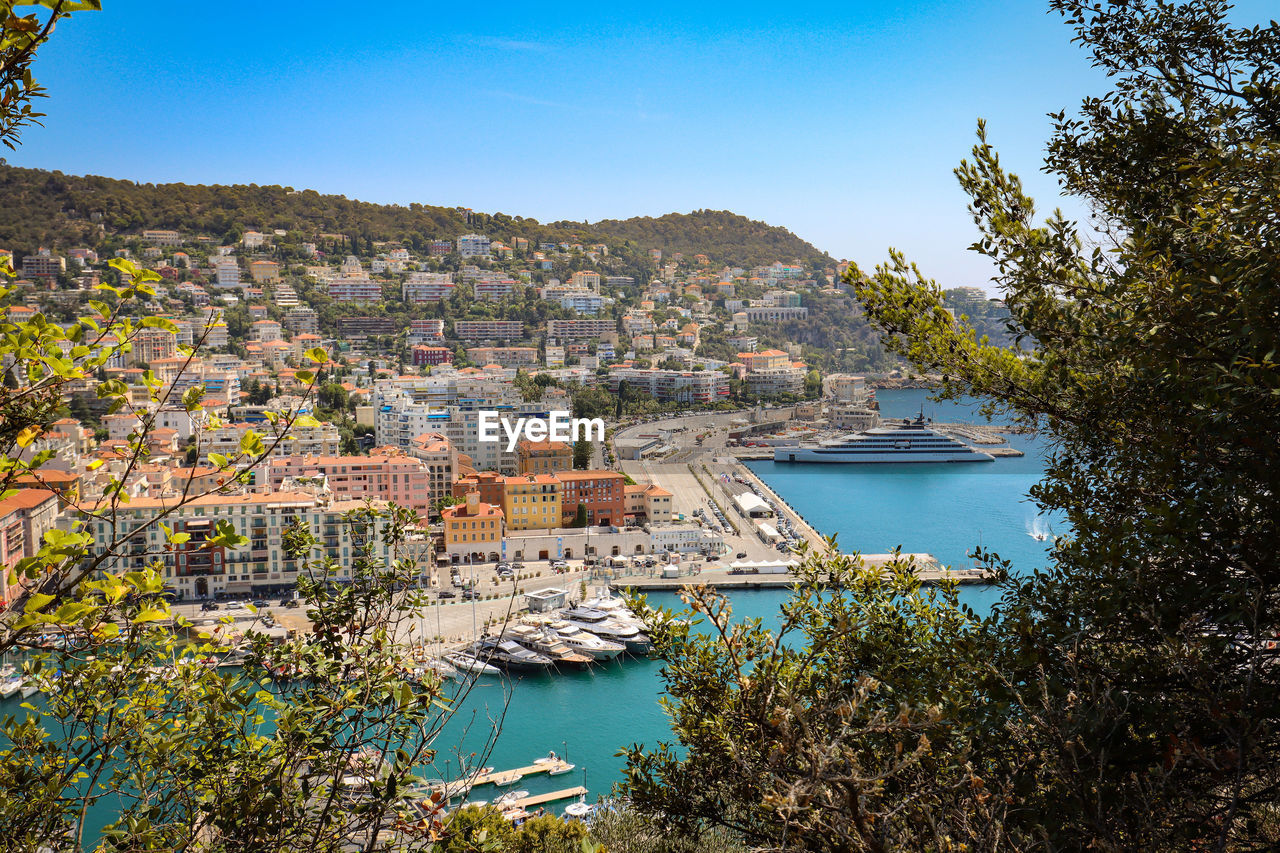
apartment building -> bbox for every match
[0,489,61,602]
[737,349,791,372]
[743,306,808,322]
[453,320,524,341]
[553,291,606,315]
[466,347,538,368]
[328,276,382,303]
[606,367,730,403]
[285,306,320,335]
[473,276,516,301]
[143,230,183,246]
[407,432,457,511]
[412,345,453,366]
[131,327,178,366]
[372,388,552,474]
[408,319,445,342]
[81,489,396,599]
[744,367,805,396]
[249,320,283,342]
[338,317,397,338]
[546,319,616,341]
[265,450,434,514]
[516,439,572,476]
[197,421,340,465]
[457,234,491,258]
[501,474,561,532]
[556,470,625,527]
[213,257,240,288]
[21,250,65,279]
[402,272,456,303]
[451,471,506,507]
[249,260,280,283]
[567,270,601,292]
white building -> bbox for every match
[213,258,240,288]
[457,234,491,258]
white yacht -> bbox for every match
[543,620,625,661]
[774,413,994,463]
[444,651,501,677]
[560,607,653,655]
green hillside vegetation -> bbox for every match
[0,164,832,271]
[582,210,833,269]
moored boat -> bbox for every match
[560,607,653,655]
[543,620,624,661]
[444,651,501,677]
[505,625,593,669]
[472,638,555,673]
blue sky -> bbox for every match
[12,1,1275,289]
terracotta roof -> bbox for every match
[0,489,58,514]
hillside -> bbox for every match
[0,164,833,270]
[580,210,832,270]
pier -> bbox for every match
[505,786,588,808]
[470,758,575,787]
[612,561,995,591]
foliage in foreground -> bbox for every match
[624,1,1280,850]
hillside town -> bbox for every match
[0,225,939,605]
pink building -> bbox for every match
[265,449,434,514]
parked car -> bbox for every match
[437,591,456,599]
[200,602,220,612]
[251,599,268,608]
[736,552,748,559]
[461,589,478,601]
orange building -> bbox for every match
[451,471,505,507]
[443,490,504,559]
[516,438,573,476]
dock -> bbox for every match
[506,786,588,809]
[471,758,575,787]
[612,559,996,592]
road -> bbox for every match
[612,408,825,565]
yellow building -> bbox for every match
[501,474,561,531]
[442,490,504,559]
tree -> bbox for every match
[572,439,591,470]
[317,381,348,412]
[627,2,1280,849]
[571,503,588,527]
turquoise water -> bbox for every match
[3,390,1056,829]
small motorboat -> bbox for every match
[494,790,530,807]
[564,800,593,819]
